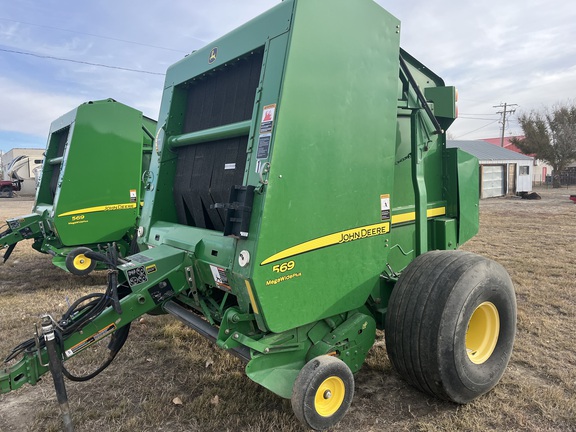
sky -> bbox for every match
[0,0,575,154]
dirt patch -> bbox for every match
[1,187,575,431]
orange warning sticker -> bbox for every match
[259,104,276,134]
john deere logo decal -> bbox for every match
[209,47,218,64]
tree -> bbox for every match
[511,103,576,188]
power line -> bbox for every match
[0,17,191,54]
[459,116,501,121]
[459,113,499,116]
[0,47,165,76]
[453,119,500,139]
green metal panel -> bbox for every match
[443,147,479,246]
[433,217,458,250]
[52,101,145,245]
[425,86,458,129]
[251,0,401,333]
[453,148,479,244]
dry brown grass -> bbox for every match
[1,186,575,431]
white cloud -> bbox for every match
[0,76,85,136]
[0,21,21,40]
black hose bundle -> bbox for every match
[4,243,130,381]
[61,323,131,382]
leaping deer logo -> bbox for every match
[209,47,218,64]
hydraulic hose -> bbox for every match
[5,244,124,363]
[61,323,131,382]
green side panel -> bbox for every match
[445,147,479,245]
[433,217,457,250]
[380,51,456,274]
[425,86,457,124]
[46,100,149,246]
[386,127,445,272]
[454,148,479,244]
[35,108,77,208]
[246,351,305,399]
[141,116,156,191]
[252,0,401,333]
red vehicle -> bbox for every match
[570,195,576,204]
[0,179,22,198]
[0,155,28,198]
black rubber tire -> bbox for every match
[65,247,97,276]
[1,186,12,198]
[385,250,516,403]
[291,355,354,431]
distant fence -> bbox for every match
[558,171,576,186]
[539,170,576,187]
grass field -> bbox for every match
[1,186,575,431]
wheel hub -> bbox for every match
[466,301,500,364]
[73,254,92,271]
[315,376,345,417]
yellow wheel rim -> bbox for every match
[73,254,92,271]
[314,376,345,417]
[466,301,500,364]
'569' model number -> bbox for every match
[272,260,295,273]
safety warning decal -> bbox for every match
[128,254,153,264]
[259,104,276,134]
[257,135,271,159]
[130,189,137,203]
[148,280,174,305]
[380,194,390,220]
[210,265,230,289]
[256,104,276,164]
[65,323,116,358]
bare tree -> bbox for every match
[511,103,576,188]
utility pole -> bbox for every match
[494,102,518,147]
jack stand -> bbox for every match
[42,315,74,432]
